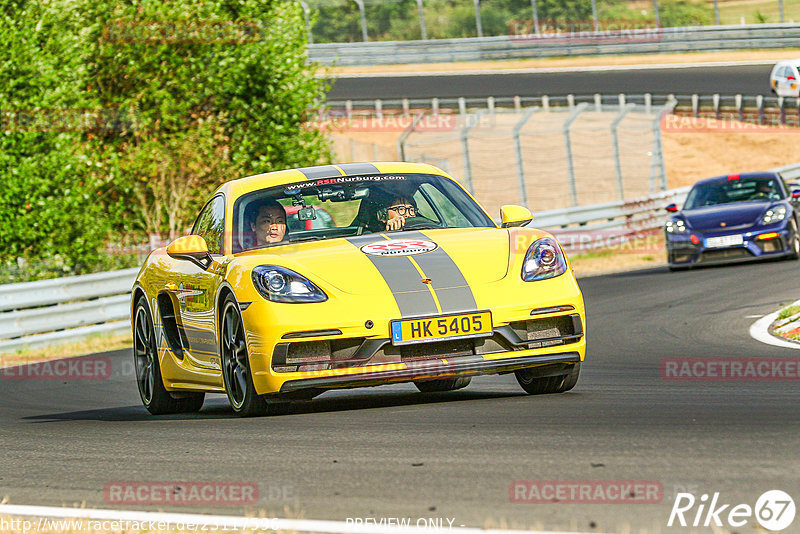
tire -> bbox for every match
[789,219,800,260]
[414,376,471,392]
[133,295,204,415]
[515,362,580,395]
[220,294,276,417]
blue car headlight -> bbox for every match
[252,265,327,303]
[665,219,687,233]
[521,237,567,281]
[762,206,786,224]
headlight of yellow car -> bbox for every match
[521,237,567,281]
[252,265,328,303]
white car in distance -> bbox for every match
[770,60,800,97]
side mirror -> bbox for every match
[500,205,533,228]
[665,203,679,212]
[166,235,213,270]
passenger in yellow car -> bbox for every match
[250,199,288,245]
[378,196,417,231]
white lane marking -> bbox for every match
[0,504,603,534]
[325,60,777,79]
[744,314,764,319]
[749,311,800,350]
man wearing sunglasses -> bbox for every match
[378,196,417,231]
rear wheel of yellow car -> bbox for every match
[515,362,580,395]
[133,295,204,415]
[220,295,274,417]
[414,376,471,392]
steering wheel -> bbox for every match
[397,216,442,231]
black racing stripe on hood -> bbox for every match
[402,231,478,314]
[346,235,439,318]
[297,165,345,179]
[337,163,380,175]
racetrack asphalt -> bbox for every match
[1,259,799,533]
[326,64,773,100]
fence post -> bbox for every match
[473,0,483,37]
[513,95,522,111]
[432,97,439,115]
[397,113,425,161]
[757,95,764,124]
[460,110,486,194]
[375,99,383,120]
[692,94,699,117]
[713,94,720,119]
[346,100,353,119]
[735,94,743,121]
[563,103,588,207]
[779,96,785,125]
[567,94,575,109]
[353,0,368,42]
[512,107,540,208]
[644,93,652,114]
[651,99,676,194]
[415,0,427,39]
[594,93,602,112]
[458,97,467,116]
[611,104,635,201]
[299,0,313,44]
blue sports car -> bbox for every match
[665,172,800,270]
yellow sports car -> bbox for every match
[131,162,586,416]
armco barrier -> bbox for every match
[309,23,800,65]
[0,268,138,354]
[2,162,800,353]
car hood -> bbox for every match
[682,202,770,231]
[235,227,510,295]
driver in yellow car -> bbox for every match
[250,199,288,245]
[379,197,417,231]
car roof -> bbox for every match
[214,162,449,199]
[693,171,780,187]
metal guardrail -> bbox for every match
[537,162,800,252]
[3,163,800,354]
[0,268,138,354]
[310,23,800,65]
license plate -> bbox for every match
[705,235,744,248]
[390,311,493,346]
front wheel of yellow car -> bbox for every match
[133,296,204,415]
[220,295,275,417]
[515,362,581,395]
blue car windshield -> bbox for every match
[683,177,783,210]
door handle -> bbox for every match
[165,282,178,291]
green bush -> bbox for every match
[0,0,330,281]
